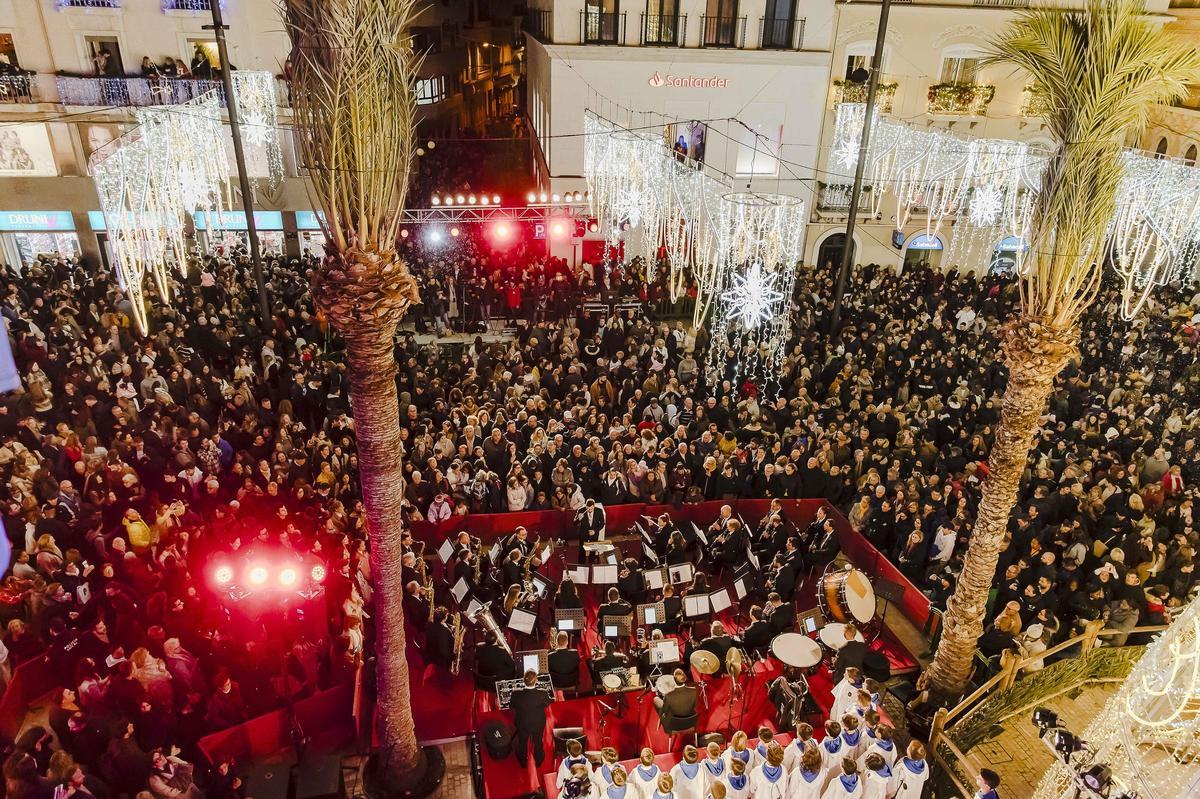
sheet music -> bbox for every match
[530,574,552,599]
[437,539,454,564]
[558,617,575,631]
[652,640,680,664]
[683,594,710,618]
[603,624,619,638]
[508,607,537,635]
[733,577,748,600]
[746,546,760,570]
[643,543,660,565]
[709,588,732,614]
[522,653,540,673]
[668,563,694,585]
[644,568,665,591]
[538,543,553,565]
[488,542,502,564]
[592,564,618,584]
[643,606,658,625]
[451,578,469,604]
[692,523,708,547]
[465,598,483,619]
[568,566,590,585]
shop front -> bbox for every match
[903,232,945,270]
[294,211,327,256]
[0,211,80,270]
[193,211,286,255]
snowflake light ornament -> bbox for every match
[833,138,861,170]
[968,184,1004,227]
[242,112,272,147]
[721,261,784,330]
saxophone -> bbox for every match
[521,535,543,595]
[473,540,484,586]
[416,542,434,622]
[450,611,465,675]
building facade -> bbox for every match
[525,0,1188,274]
[0,0,521,267]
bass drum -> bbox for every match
[818,566,876,625]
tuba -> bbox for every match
[469,601,513,657]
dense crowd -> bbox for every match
[0,219,1196,797]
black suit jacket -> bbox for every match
[477,644,516,679]
[659,684,698,719]
[510,685,553,733]
[767,603,796,635]
[742,620,773,650]
[426,622,454,668]
[547,649,581,687]
[832,640,868,683]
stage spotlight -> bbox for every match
[450,227,460,237]
[551,221,566,238]
[1052,730,1082,756]
[400,229,410,238]
[311,565,327,583]
[444,195,454,206]
[479,196,489,206]
[427,140,435,149]
[539,192,548,203]
[1082,764,1111,793]
[495,222,511,239]
[456,194,465,204]
[468,194,476,205]
[552,193,561,202]
[429,228,444,244]
[492,194,500,204]
[527,191,537,203]
[1033,708,1059,730]
[248,566,268,586]
[431,196,440,206]
[278,567,298,587]
[588,221,599,233]
[214,565,233,585]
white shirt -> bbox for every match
[787,768,825,799]
[888,759,929,799]
[670,761,706,799]
[856,740,898,771]
[817,737,848,776]
[748,764,788,799]
[700,758,728,794]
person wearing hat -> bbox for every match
[1015,623,1047,672]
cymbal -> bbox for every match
[690,650,720,675]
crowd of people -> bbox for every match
[0,209,1196,798]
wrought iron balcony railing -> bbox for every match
[641,13,685,46]
[833,78,898,113]
[580,10,626,45]
[56,0,121,9]
[523,9,552,43]
[700,15,746,48]
[759,16,804,50]
[0,74,36,103]
[817,183,872,211]
[55,74,289,108]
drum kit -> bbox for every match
[771,563,878,672]
[688,649,721,709]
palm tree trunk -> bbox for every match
[344,323,422,783]
[924,316,1077,697]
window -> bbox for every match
[940,56,981,84]
[1155,137,1169,158]
[0,34,20,70]
[187,40,220,70]
[735,104,783,177]
[762,0,796,48]
[1186,144,1197,166]
[416,75,447,106]
[85,36,124,77]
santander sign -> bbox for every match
[648,71,730,89]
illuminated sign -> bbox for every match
[0,211,75,232]
[648,71,730,89]
[193,210,284,230]
[906,233,944,251]
[294,211,326,230]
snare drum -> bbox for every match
[771,633,823,670]
[601,672,624,691]
[818,566,876,625]
[656,674,678,696]
[818,622,865,651]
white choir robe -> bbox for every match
[828,677,863,724]
[839,730,866,763]
[602,784,636,799]
[594,763,622,793]
[700,759,728,794]
[787,769,825,799]
[629,763,665,798]
[887,758,929,799]
[855,740,898,772]
[859,767,892,799]
[723,747,760,774]
[783,739,815,773]
[820,774,863,799]
[559,755,593,788]
[748,764,789,799]
[647,790,676,799]
[817,737,849,778]
[670,762,706,799]
[720,774,752,799]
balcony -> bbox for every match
[833,78,898,113]
[972,0,1029,6]
[927,82,995,115]
[759,17,805,50]
[55,74,289,108]
[162,0,222,10]
[580,11,626,45]
[700,15,746,48]
[56,0,120,8]
[1020,84,1051,118]
[0,74,36,104]
[640,13,685,47]
[817,183,872,212]
[523,9,552,43]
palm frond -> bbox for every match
[986,0,1200,327]
[281,0,422,254]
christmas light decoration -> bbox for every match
[721,260,784,329]
[1032,594,1200,799]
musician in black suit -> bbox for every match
[547,631,581,689]
[617,559,645,605]
[476,632,516,681]
[575,499,606,559]
[403,581,431,634]
[501,549,524,589]
[714,518,747,569]
[661,584,683,635]
[698,621,735,666]
[654,668,698,725]
[598,588,632,626]
[767,554,798,601]
[505,526,533,560]
[510,670,553,766]
[452,550,474,588]
[707,504,735,536]
[590,641,628,682]
[426,607,455,669]
[765,591,795,635]
[741,606,773,652]
[832,624,868,683]
[808,519,840,570]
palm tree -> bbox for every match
[281,0,426,789]
[925,0,1200,697]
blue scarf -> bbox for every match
[864,727,877,739]
[873,765,892,779]
[838,774,859,793]
[637,765,660,782]
[703,760,725,777]
[799,770,820,784]
[842,730,862,747]
[677,762,700,780]
[653,792,673,799]
[732,749,750,763]
[761,765,784,784]
[877,739,895,752]
[902,758,926,775]
[601,765,614,784]
[728,775,748,791]
[756,743,768,759]
[822,738,842,754]
[565,756,587,770]
[607,786,627,799]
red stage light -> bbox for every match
[551,221,566,238]
[248,566,268,586]
[495,222,511,239]
[450,227,461,237]
[311,565,327,583]
[279,567,298,587]
[400,229,409,238]
[214,565,233,585]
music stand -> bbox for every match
[642,567,667,592]
[642,542,660,565]
[487,541,502,566]
[554,608,585,633]
[874,578,906,622]
[508,608,537,636]
[708,588,732,615]
[600,613,633,641]
[529,573,553,601]
[592,564,619,585]
[516,649,549,675]
[451,577,470,605]
[796,608,825,636]
[691,522,708,547]
[668,563,694,585]
[437,539,455,564]
[566,565,590,585]
[733,575,750,601]
[683,594,711,619]
[637,601,667,628]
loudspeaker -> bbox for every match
[295,753,342,799]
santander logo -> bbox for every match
[647,71,730,89]
[648,71,665,87]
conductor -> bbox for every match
[510,670,553,766]
[575,499,606,559]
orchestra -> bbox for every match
[398,504,923,798]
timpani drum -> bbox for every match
[818,622,865,651]
[818,565,877,625]
[601,672,624,691]
[656,674,678,696]
[770,633,823,670]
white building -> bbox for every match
[525,0,1191,273]
[0,0,521,267]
